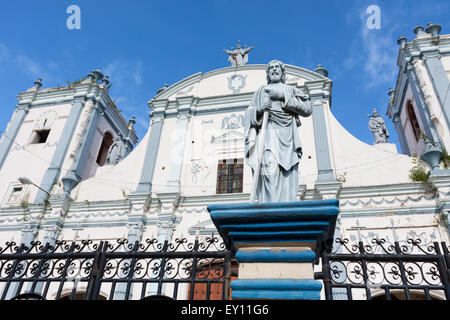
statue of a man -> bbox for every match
[244,60,313,202]
[368,109,389,144]
[224,41,253,67]
[106,136,124,165]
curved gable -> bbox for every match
[152,64,330,102]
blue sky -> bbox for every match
[0,0,449,148]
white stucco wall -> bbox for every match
[0,103,72,206]
[328,106,412,187]
[72,125,149,202]
[441,55,450,82]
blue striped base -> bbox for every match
[231,279,322,300]
[235,249,315,263]
[207,199,339,259]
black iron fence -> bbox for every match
[315,238,450,300]
[2,235,449,300]
[0,236,233,300]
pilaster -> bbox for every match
[34,96,87,203]
[61,99,102,197]
[0,104,30,170]
[406,61,442,147]
[156,192,182,241]
[392,112,410,155]
[164,96,194,193]
[314,181,342,200]
[41,195,71,244]
[420,46,450,131]
[135,99,167,194]
[310,98,336,183]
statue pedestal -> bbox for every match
[207,199,339,300]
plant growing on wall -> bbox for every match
[20,192,30,210]
[337,171,347,183]
[66,77,86,86]
[408,155,430,182]
[440,149,450,169]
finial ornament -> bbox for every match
[425,22,441,36]
[157,84,168,94]
[34,78,43,90]
[314,64,328,77]
[413,25,424,37]
[92,69,104,82]
[101,75,110,86]
[397,36,407,47]
[224,41,254,67]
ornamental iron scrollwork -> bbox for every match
[319,237,450,300]
[0,236,232,300]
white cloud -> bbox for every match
[16,54,43,76]
[360,26,398,89]
[15,54,56,83]
[103,59,144,89]
[103,59,147,138]
[343,6,400,90]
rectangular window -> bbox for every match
[4,185,25,205]
[216,158,243,194]
[30,129,50,144]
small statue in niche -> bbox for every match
[368,108,389,144]
[106,135,125,165]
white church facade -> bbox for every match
[0,23,449,300]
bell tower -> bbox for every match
[387,22,450,167]
[0,71,138,207]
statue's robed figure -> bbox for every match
[244,60,312,202]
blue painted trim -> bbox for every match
[233,239,317,246]
[229,230,323,239]
[423,56,450,130]
[208,200,339,260]
[231,279,322,290]
[231,289,321,300]
[60,103,101,197]
[231,279,322,300]
[221,220,329,231]
[209,205,339,223]
[34,100,85,203]
[235,249,315,263]
[208,199,339,211]
[312,102,336,182]
[72,105,101,178]
[0,106,29,171]
[136,119,164,193]
[406,65,442,146]
[393,114,410,155]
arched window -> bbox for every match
[407,100,421,142]
[96,131,113,166]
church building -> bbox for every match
[0,23,449,300]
